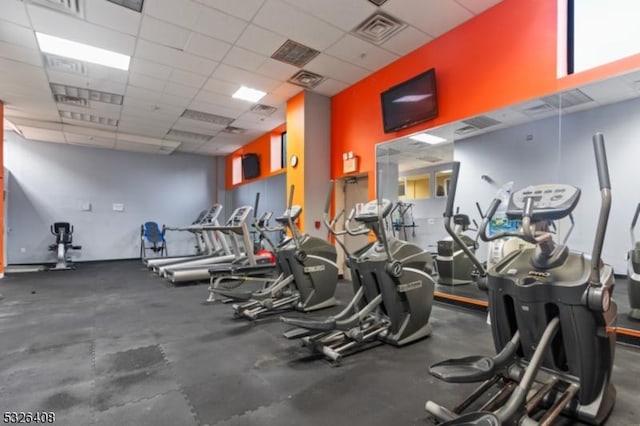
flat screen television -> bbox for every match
[380,68,438,133]
[242,153,260,180]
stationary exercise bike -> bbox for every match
[626,203,640,320]
[48,222,81,270]
[281,184,435,363]
[425,133,617,425]
[208,186,339,320]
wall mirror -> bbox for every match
[376,67,640,340]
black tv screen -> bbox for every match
[242,153,260,180]
[380,68,438,133]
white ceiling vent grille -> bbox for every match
[541,88,594,109]
[54,94,88,107]
[222,126,247,135]
[166,129,213,143]
[28,0,84,18]
[181,109,235,126]
[60,110,118,126]
[462,115,502,129]
[250,104,278,116]
[50,83,124,105]
[271,40,320,68]
[352,12,407,45]
[454,125,479,135]
[45,54,87,75]
[105,0,144,13]
[288,70,325,89]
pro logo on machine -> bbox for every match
[303,265,325,273]
[528,270,551,278]
[397,281,422,292]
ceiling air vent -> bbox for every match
[250,104,278,116]
[368,0,388,6]
[271,39,320,68]
[60,110,118,126]
[28,0,84,18]
[50,83,124,105]
[288,70,325,89]
[454,125,479,136]
[541,88,594,109]
[222,126,247,135]
[53,94,88,107]
[352,11,406,45]
[462,115,502,129]
[45,54,87,75]
[105,0,144,13]
[166,129,214,143]
[521,102,556,116]
[181,109,234,126]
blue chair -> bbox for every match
[140,221,167,259]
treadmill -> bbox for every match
[164,205,269,283]
[148,205,229,272]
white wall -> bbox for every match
[454,97,640,273]
[5,133,219,263]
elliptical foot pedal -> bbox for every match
[282,327,316,339]
[210,288,254,301]
[440,412,501,426]
[429,355,497,383]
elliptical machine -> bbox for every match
[208,186,339,320]
[281,183,435,363]
[425,133,616,425]
[627,203,640,320]
[48,222,82,270]
[436,209,482,286]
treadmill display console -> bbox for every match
[226,207,252,226]
[275,205,302,223]
[507,184,580,221]
[355,199,393,223]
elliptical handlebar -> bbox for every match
[286,185,302,251]
[589,133,612,286]
[344,209,370,236]
[631,203,640,247]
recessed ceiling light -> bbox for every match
[36,32,130,71]
[232,86,266,103]
[408,133,447,145]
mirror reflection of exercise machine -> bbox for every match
[627,203,640,319]
[390,201,416,240]
[48,222,81,271]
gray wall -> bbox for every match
[454,97,640,273]
[5,133,219,263]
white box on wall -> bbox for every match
[112,203,124,212]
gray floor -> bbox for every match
[0,260,638,425]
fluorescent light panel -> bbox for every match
[409,133,447,145]
[36,32,130,71]
[232,86,266,103]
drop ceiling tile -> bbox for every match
[84,63,130,84]
[0,20,38,48]
[280,0,377,32]
[126,85,166,103]
[194,0,265,21]
[190,90,249,113]
[255,58,298,80]
[271,82,303,99]
[211,64,280,92]
[174,140,205,153]
[129,57,173,80]
[1,0,30,27]
[194,7,248,44]
[233,116,284,132]
[144,0,201,29]
[128,72,167,92]
[455,0,503,15]
[223,46,267,72]
[235,24,287,56]
[172,117,223,135]
[118,117,173,133]
[169,69,208,89]
[61,124,116,139]
[135,39,218,75]
[195,142,227,155]
[122,98,184,118]
[202,78,239,96]
[27,4,136,55]
[187,99,245,119]
[10,117,63,130]
[381,25,433,56]
[164,82,199,99]
[0,41,42,66]
[381,0,473,38]
[139,16,191,50]
[306,54,369,85]
[326,34,398,71]
[85,0,142,36]
[184,32,231,61]
[64,132,117,148]
[313,78,349,97]
[253,0,344,51]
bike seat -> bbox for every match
[429,355,496,383]
[441,412,501,426]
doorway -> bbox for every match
[334,174,369,280]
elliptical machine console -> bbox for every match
[425,133,617,426]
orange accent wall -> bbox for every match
[330,0,640,199]
[285,92,306,232]
[225,123,286,190]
